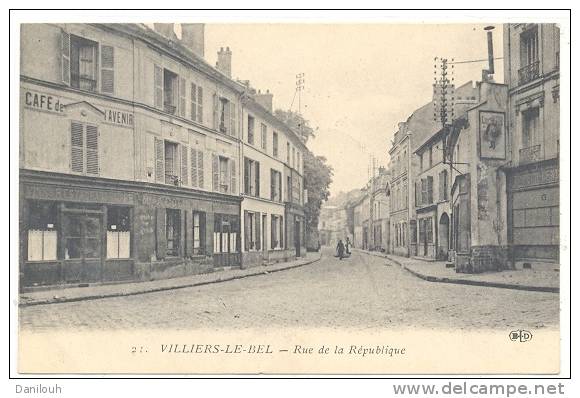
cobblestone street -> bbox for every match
[19,249,559,332]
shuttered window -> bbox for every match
[154,64,163,109]
[190,83,198,121]
[70,121,99,175]
[100,45,114,94]
[212,154,219,191]
[230,159,237,195]
[229,102,236,136]
[179,77,186,118]
[181,145,189,186]
[61,30,71,85]
[190,148,204,189]
[154,137,164,182]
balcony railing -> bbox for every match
[518,61,540,85]
[164,103,177,115]
[519,144,542,165]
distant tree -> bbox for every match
[274,109,333,250]
[274,109,316,143]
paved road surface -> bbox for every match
[19,248,559,331]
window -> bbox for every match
[287,142,291,164]
[522,107,540,148]
[521,27,539,67]
[248,115,255,145]
[273,132,279,157]
[426,217,433,243]
[428,146,433,168]
[439,170,448,201]
[292,147,296,168]
[190,83,203,122]
[163,69,179,115]
[420,152,424,171]
[211,155,234,194]
[244,211,261,251]
[270,169,282,202]
[215,96,235,135]
[70,121,99,175]
[219,157,229,192]
[70,35,98,92]
[27,201,57,261]
[192,211,205,255]
[214,214,239,254]
[271,215,284,249]
[244,157,261,197]
[106,206,131,259]
[166,209,181,257]
[164,141,179,185]
[287,176,292,201]
[260,123,267,150]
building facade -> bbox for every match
[503,23,560,263]
[239,90,306,267]
[20,23,306,289]
[388,123,410,256]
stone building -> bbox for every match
[239,88,307,267]
[19,23,306,289]
[503,23,560,264]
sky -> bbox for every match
[201,24,505,198]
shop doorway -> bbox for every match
[62,209,103,283]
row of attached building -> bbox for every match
[343,23,560,273]
[19,23,310,289]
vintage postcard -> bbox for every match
[12,11,569,376]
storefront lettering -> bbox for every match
[511,164,559,189]
[23,90,65,113]
[103,108,134,127]
[24,184,134,205]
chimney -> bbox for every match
[482,26,495,82]
[216,47,232,78]
[254,89,274,113]
[181,23,205,58]
[153,23,177,41]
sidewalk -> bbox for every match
[355,249,559,293]
[19,252,322,307]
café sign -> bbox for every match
[23,89,134,127]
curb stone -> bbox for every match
[357,250,559,294]
[19,255,322,308]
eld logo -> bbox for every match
[509,330,533,342]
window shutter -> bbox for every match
[270,170,276,201]
[85,125,99,175]
[244,211,250,251]
[190,82,197,121]
[212,94,218,129]
[154,64,163,109]
[230,158,237,195]
[278,172,282,202]
[280,216,284,248]
[184,210,193,258]
[190,148,198,187]
[154,137,164,182]
[61,30,70,85]
[427,176,434,204]
[212,154,219,191]
[255,212,261,251]
[100,45,115,94]
[244,158,250,194]
[229,102,236,136]
[181,145,188,186]
[197,150,204,188]
[197,86,203,123]
[415,181,420,206]
[255,161,260,197]
[70,122,84,173]
[156,208,167,260]
[271,216,276,249]
[179,77,186,118]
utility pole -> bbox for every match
[296,73,305,115]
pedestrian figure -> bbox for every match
[336,239,345,260]
[345,237,352,255]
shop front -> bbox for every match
[20,170,242,289]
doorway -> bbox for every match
[439,213,450,260]
[62,210,103,283]
[294,218,301,257]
